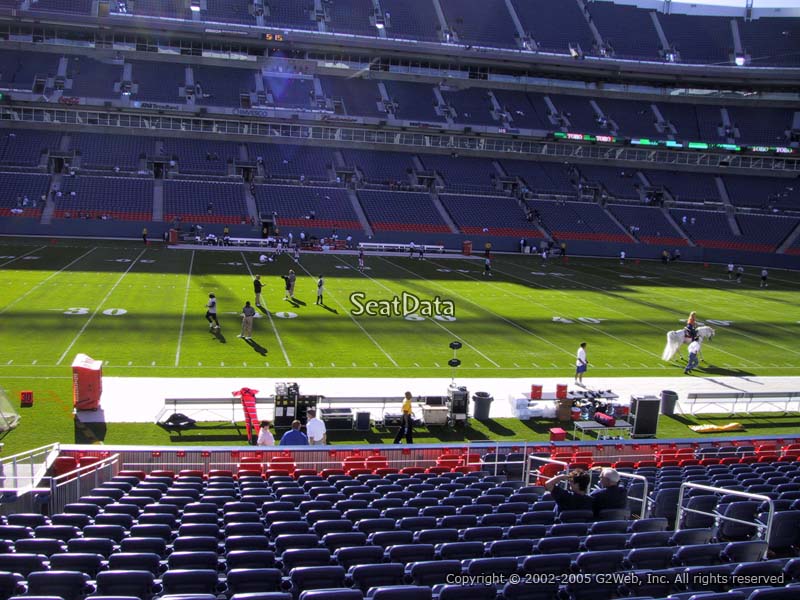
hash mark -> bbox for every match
[151,361,155,366]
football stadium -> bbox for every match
[0,0,799,598]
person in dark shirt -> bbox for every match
[544,470,593,513]
[590,467,628,517]
[280,420,309,446]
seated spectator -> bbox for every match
[280,420,308,446]
[544,470,593,513]
[590,467,628,516]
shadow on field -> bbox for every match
[168,422,245,443]
[211,329,227,344]
[480,419,516,437]
[693,365,755,377]
[245,339,268,356]
[74,417,107,444]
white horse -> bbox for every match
[662,325,715,362]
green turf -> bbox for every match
[1,238,799,454]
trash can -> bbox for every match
[661,390,678,416]
[472,392,493,420]
[462,240,472,256]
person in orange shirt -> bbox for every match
[685,311,698,341]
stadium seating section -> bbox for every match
[6,442,798,600]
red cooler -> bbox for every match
[556,384,568,399]
[169,228,179,244]
[530,385,542,400]
[462,240,472,256]
[72,353,103,411]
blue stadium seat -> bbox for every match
[461,526,504,542]
[386,543,435,564]
[288,566,347,596]
[406,559,462,586]
[535,535,581,554]
[334,546,385,569]
[321,532,367,551]
[464,557,518,577]
[672,543,727,566]
[486,538,535,558]
[34,525,79,542]
[94,570,157,599]
[348,563,406,592]
[275,534,322,554]
[623,547,676,570]
[225,568,284,596]
[720,540,768,563]
[49,553,104,577]
[224,535,271,553]
[749,589,800,599]
[670,528,714,546]
[167,550,219,571]
[628,531,674,548]
[629,518,668,532]
[299,590,363,600]
[368,531,414,548]
[7,514,47,528]
[107,552,162,576]
[432,584,497,600]
[160,569,221,596]
[415,529,459,545]
[281,548,333,570]
[14,539,65,557]
[574,550,626,573]
[26,571,91,600]
[366,586,432,600]
[0,553,47,577]
[584,533,629,551]
[436,541,485,560]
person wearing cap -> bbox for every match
[393,391,414,444]
[306,408,327,445]
[205,293,220,330]
[590,467,628,517]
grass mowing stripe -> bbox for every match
[292,255,399,368]
[583,261,800,358]
[445,258,662,361]
[378,256,574,360]
[174,250,195,367]
[0,247,97,315]
[0,245,47,269]
[332,255,501,368]
[493,257,758,366]
[56,247,148,366]
[240,251,291,367]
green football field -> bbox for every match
[1,237,799,453]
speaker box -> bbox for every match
[630,395,660,438]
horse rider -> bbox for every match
[685,311,698,341]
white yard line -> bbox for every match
[493,258,758,365]
[174,250,195,367]
[379,256,574,359]
[291,256,398,367]
[0,247,97,315]
[333,255,500,368]
[56,248,148,366]
[0,245,47,269]
[444,259,662,360]
[240,252,291,367]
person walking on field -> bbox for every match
[253,275,264,308]
[393,391,415,444]
[316,275,325,305]
[206,293,220,330]
[575,342,588,386]
[239,301,256,340]
[142,227,148,245]
[685,339,701,374]
[761,268,768,288]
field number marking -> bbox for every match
[553,317,606,324]
[274,312,298,319]
[64,307,127,316]
[706,319,732,327]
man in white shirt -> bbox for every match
[575,342,588,385]
[305,409,327,445]
[685,339,701,374]
[620,250,626,265]
[727,263,734,279]
[760,268,768,288]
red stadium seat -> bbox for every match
[400,467,425,475]
[320,469,346,478]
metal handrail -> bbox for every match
[0,443,60,490]
[611,470,650,518]
[525,455,568,486]
[676,482,773,555]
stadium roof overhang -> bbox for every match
[0,11,798,93]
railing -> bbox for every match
[524,455,568,486]
[676,482,774,555]
[614,471,650,519]
[0,442,59,492]
[49,454,120,514]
